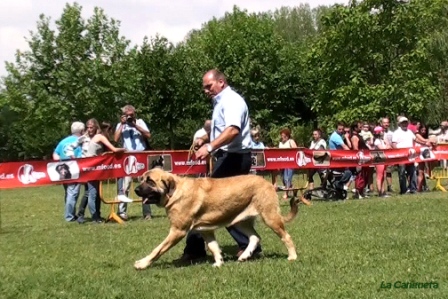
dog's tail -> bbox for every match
[283,194,311,223]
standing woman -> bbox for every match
[74,119,125,223]
[415,124,430,192]
[373,126,390,197]
[279,128,297,199]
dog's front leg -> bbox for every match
[201,231,224,268]
[134,228,186,270]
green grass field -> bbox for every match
[1,175,447,299]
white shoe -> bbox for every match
[117,195,133,203]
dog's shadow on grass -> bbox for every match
[146,245,288,270]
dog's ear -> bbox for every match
[162,174,176,197]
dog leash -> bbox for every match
[185,143,213,177]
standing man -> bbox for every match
[178,69,261,263]
[53,121,87,222]
[114,104,152,220]
[392,116,429,195]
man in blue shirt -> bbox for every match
[178,69,261,264]
[327,122,352,192]
[53,121,86,222]
[329,123,350,150]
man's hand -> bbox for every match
[195,144,210,160]
[120,115,127,124]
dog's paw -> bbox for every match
[212,261,224,268]
[238,251,252,262]
[287,254,297,261]
[134,258,150,270]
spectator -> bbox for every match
[373,126,390,197]
[193,120,212,177]
[66,119,125,223]
[351,122,370,199]
[279,128,297,199]
[114,104,152,220]
[359,122,374,149]
[52,122,87,222]
[308,129,326,190]
[329,123,351,150]
[193,120,211,143]
[250,128,265,150]
[328,123,352,191]
[392,116,429,194]
[415,124,430,192]
[381,117,395,193]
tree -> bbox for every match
[183,6,313,134]
[307,0,446,127]
[0,2,135,160]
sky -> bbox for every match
[0,0,348,76]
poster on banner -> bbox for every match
[47,161,80,182]
[147,154,173,172]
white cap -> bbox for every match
[398,116,409,124]
[71,121,85,134]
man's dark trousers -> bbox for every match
[183,150,262,257]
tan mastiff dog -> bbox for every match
[133,168,308,269]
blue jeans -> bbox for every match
[87,181,100,219]
[64,183,82,221]
[398,164,417,194]
[282,168,294,188]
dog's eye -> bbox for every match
[147,179,156,187]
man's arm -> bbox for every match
[209,126,239,150]
[135,119,151,139]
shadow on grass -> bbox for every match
[125,244,289,270]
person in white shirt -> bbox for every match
[392,116,429,194]
[380,117,395,192]
[193,120,211,143]
[114,104,152,220]
[308,129,326,190]
[373,126,390,197]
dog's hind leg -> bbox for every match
[200,231,224,268]
[134,228,186,270]
[260,211,297,261]
[233,219,261,262]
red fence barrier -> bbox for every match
[1,145,447,189]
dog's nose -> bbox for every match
[134,186,141,196]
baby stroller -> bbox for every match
[302,168,352,201]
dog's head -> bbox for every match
[56,163,71,179]
[313,152,329,164]
[134,168,176,206]
[151,156,165,169]
[422,148,431,159]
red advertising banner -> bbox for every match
[1,145,448,190]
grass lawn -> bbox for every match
[1,174,447,299]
